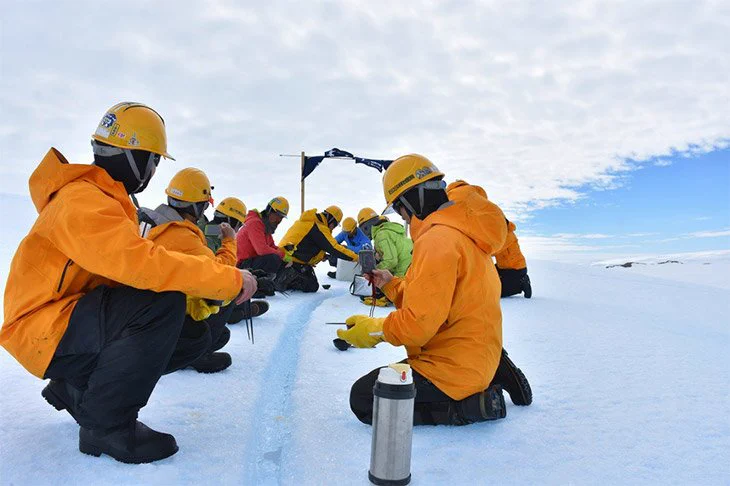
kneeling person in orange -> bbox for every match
[338,154,509,425]
[494,219,532,298]
[139,168,240,373]
[0,103,256,464]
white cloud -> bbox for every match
[0,0,728,226]
[687,229,730,238]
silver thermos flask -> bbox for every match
[369,363,416,485]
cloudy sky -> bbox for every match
[1,0,728,261]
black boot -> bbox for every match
[42,380,84,423]
[274,267,298,292]
[228,301,270,324]
[450,384,506,425]
[79,420,178,464]
[491,349,532,406]
[191,352,232,373]
[521,274,532,298]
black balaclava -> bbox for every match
[212,212,243,231]
[396,177,449,220]
[92,141,160,194]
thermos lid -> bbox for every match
[377,363,413,386]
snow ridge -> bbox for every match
[242,289,342,485]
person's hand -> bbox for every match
[365,269,394,289]
[220,222,236,240]
[235,269,258,304]
[336,315,385,348]
[285,261,294,268]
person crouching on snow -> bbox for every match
[139,168,250,373]
[276,206,358,292]
[0,102,256,464]
[337,154,531,425]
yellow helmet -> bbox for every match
[216,197,247,224]
[92,102,174,159]
[267,197,289,217]
[382,154,444,206]
[165,168,213,203]
[324,205,343,224]
[357,207,379,226]
[342,217,357,233]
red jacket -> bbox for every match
[236,210,284,264]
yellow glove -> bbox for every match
[361,296,392,307]
[336,315,385,348]
[186,296,221,321]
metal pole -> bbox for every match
[300,151,305,215]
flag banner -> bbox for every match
[302,148,393,180]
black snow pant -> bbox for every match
[497,267,527,297]
[44,286,186,431]
[350,364,453,426]
[238,253,283,275]
[351,362,506,426]
[276,263,319,293]
[164,302,234,373]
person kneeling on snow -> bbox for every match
[327,216,371,278]
[493,219,532,298]
[139,168,256,373]
[337,154,531,426]
[360,215,413,306]
[236,196,291,275]
[277,205,358,292]
[0,102,256,464]
[199,196,271,324]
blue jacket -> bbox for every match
[335,227,371,253]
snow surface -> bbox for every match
[1,215,729,484]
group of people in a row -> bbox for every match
[0,101,534,466]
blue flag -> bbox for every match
[302,148,393,180]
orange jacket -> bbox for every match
[494,221,527,270]
[0,148,242,378]
[142,207,238,268]
[381,181,507,400]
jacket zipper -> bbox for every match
[57,259,73,292]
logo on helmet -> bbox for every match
[415,166,434,179]
[169,188,183,197]
[100,113,117,129]
[128,132,140,147]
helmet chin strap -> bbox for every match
[91,141,157,192]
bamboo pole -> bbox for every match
[300,151,305,215]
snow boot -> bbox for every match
[79,420,178,464]
[191,352,232,373]
[42,380,84,423]
[327,271,337,279]
[228,300,270,324]
[491,349,532,406]
[253,275,276,298]
[274,267,299,292]
[450,384,506,425]
[521,274,532,299]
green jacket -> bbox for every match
[371,221,413,277]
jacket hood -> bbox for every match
[29,148,127,213]
[245,209,263,223]
[372,221,406,238]
[418,181,506,256]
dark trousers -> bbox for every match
[497,267,527,297]
[350,364,453,425]
[44,286,186,430]
[238,253,283,275]
[164,302,233,373]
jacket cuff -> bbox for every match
[381,277,402,301]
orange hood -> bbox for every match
[29,148,129,214]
